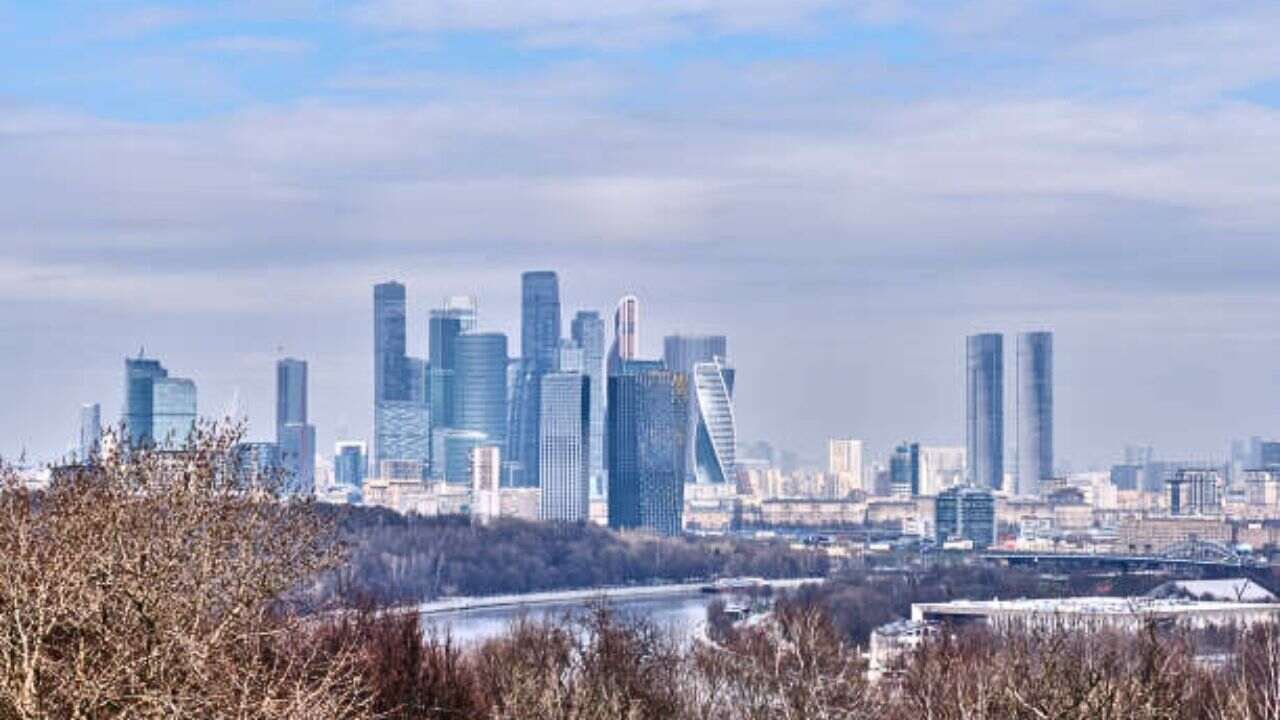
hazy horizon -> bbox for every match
[4,2,1280,468]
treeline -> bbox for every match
[318,505,829,605]
[318,600,1280,720]
[780,564,1168,644]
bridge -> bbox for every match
[980,540,1264,574]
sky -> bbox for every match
[3,1,1280,469]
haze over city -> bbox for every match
[5,2,1280,468]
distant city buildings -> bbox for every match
[890,442,920,498]
[1015,331,1054,497]
[123,355,196,449]
[607,295,639,375]
[936,485,996,549]
[965,333,1003,491]
[828,439,864,496]
[508,271,562,488]
[664,334,733,485]
[334,441,366,489]
[373,281,429,475]
[454,332,509,450]
[917,446,965,496]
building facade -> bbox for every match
[539,372,590,522]
[276,357,316,495]
[936,486,996,548]
[374,281,428,474]
[124,356,197,449]
[664,334,732,484]
[828,439,865,496]
[78,403,101,463]
[607,360,689,536]
[1015,331,1053,497]
[571,311,606,496]
[334,441,366,490]
[509,271,562,488]
[966,333,1004,490]
[607,295,639,375]
[454,332,509,450]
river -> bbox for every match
[419,593,716,646]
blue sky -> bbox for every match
[4,1,1280,468]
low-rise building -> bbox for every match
[1117,515,1231,554]
[912,596,1280,632]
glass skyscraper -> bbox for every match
[373,281,428,476]
[890,442,921,497]
[935,485,996,548]
[571,311,606,496]
[123,356,196,449]
[965,333,1004,490]
[606,295,639,375]
[539,372,590,522]
[334,441,366,490]
[607,360,689,536]
[1015,331,1054,497]
[664,334,732,484]
[78,403,101,463]
[453,332,509,480]
[428,308,464,430]
[509,271,561,488]
[276,357,315,495]
[690,359,737,485]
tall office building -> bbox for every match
[441,429,489,485]
[539,372,590,522]
[1015,331,1054,497]
[890,442,921,498]
[334,441,366,489]
[455,332,509,450]
[607,361,689,536]
[664,334,732,484]
[966,333,1004,490]
[571,311,606,496]
[828,439,864,496]
[607,295,639,375]
[509,271,562,488]
[935,486,996,548]
[373,282,429,475]
[78,403,101,462]
[690,359,737,485]
[276,358,316,495]
[123,355,196,449]
[917,446,966,495]
[428,308,464,430]
[444,295,478,331]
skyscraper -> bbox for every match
[571,311,606,496]
[373,282,428,476]
[123,355,196,449]
[1015,331,1054,497]
[607,361,689,536]
[828,439,864,496]
[890,442,921,498]
[966,333,1004,490]
[78,403,101,463]
[510,271,562,488]
[664,334,732,484]
[276,358,316,495]
[334,441,366,489]
[455,332,509,449]
[539,372,590,522]
[428,308,464,430]
[607,295,639,375]
[690,359,737,485]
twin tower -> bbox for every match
[966,331,1053,497]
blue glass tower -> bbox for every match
[123,355,196,449]
[966,333,1004,490]
[1015,331,1053,497]
[276,357,316,495]
[935,485,996,548]
[571,311,606,495]
[607,360,689,536]
[334,442,366,489]
[373,281,428,476]
[509,271,561,488]
[452,332,509,483]
[539,372,590,522]
[429,309,464,430]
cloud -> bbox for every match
[190,35,313,55]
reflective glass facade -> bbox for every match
[966,333,1004,490]
[691,359,737,485]
[1015,331,1054,497]
[571,311,606,496]
[935,486,996,548]
[607,361,688,536]
[539,372,590,522]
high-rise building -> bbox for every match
[509,271,562,489]
[454,332,509,453]
[690,359,737,485]
[1167,469,1224,516]
[607,295,639,375]
[470,444,503,524]
[444,295,478,331]
[235,442,282,485]
[935,486,996,548]
[828,439,864,496]
[664,334,732,484]
[966,333,1004,490]
[373,282,428,474]
[607,361,689,536]
[917,446,966,495]
[890,442,921,498]
[539,372,590,522]
[441,429,489,486]
[334,441,367,489]
[276,358,316,495]
[1015,331,1053,497]
[123,355,196,449]
[1261,442,1280,469]
[428,309,464,431]
[571,311,606,497]
[78,403,101,463]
